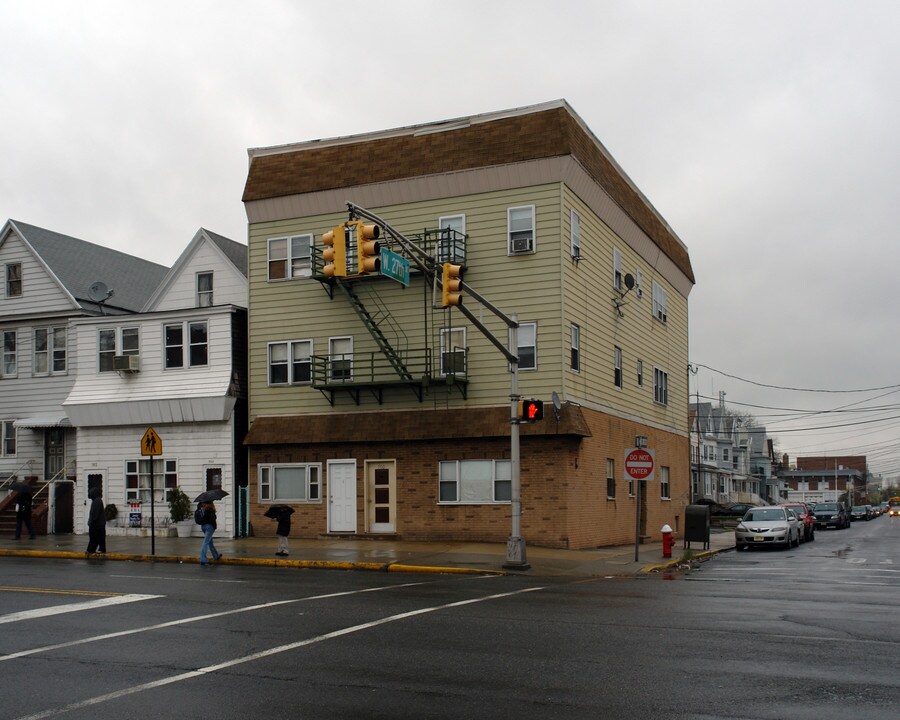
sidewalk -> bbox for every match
[0,530,736,577]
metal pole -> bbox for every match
[634,480,642,563]
[149,456,156,556]
[504,315,528,569]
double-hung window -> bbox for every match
[508,205,535,254]
[438,214,465,263]
[438,460,511,503]
[570,210,581,258]
[614,346,623,388]
[125,458,177,503]
[34,327,66,375]
[2,330,16,378]
[440,327,466,376]
[654,367,669,405]
[258,463,321,503]
[329,337,353,381]
[606,459,616,499]
[613,248,622,291]
[660,467,670,499]
[515,321,536,370]
[5,263,22,297]
[196,272,213,307]
[268,340,312,385]
[652,280,668,323]
[570,324,580,372]
[268,235,312,280]
[164,321,208,369]
[1,420,15,457]
[98,327,139,372]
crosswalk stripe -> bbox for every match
[0,594,162,625]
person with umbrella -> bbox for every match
[85,486,107,555]
[194,489,227,566]
[13,483,35,540]
[265,505,294,556]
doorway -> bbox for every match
[366,460,396,534]
[327,460,357,533]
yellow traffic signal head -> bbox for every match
[356,223,382,274]
[322,225,347,278]
[441,263,463,307]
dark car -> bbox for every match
[711,503,756,517]
[812,502,850,529]
[850,505,871,521]
[781,502,815,542]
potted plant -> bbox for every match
[104,503,118,524]
[168,487,194,538]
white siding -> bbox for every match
[152,239,247,311]
[0,231,77,317]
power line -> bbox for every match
[692,363,900,393]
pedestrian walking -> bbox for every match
[14,492,35,540]
[85,487,107,555]
[264,505,294,556]
[197,501,221,565]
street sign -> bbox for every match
[141,426,162,456]
[624,447,655,482]
[379,247,410,286]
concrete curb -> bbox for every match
[0,549,502,576]
[640,547,727,573]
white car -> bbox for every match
[735,506,801,550]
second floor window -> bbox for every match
[197,272,213,307]
[614,346,622,388]
[570,210,581,258]
[654,367,668,405]
[637,359,643,386]
[165,321,208,369]
[34,327,66,375]
[613,248,622,291]
[440,327,466,375]
[438,214,465,263]
[515,322,536,370]
[268,235,311,280]
[2,330,16,378]
[98,327,139,372]
[5,263,22,297]
[508,205,535,254]
[652,280,668,324]
[329,337,353,381]
[268,340,312,385]
[570,324,580,372]
[1,420,15,457]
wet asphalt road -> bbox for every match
[1,517,898,720]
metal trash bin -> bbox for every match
[684,504,710,549]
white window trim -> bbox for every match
[607,458,616,500]
[652,280,668,324]
[614,346,623,389]
[637,359,643,386]
[268,339,313,386]
[438,214,466,263]
[1,419,16,457]
[2,330,17,379]
[164,320,209,370]
[33,326,67,376]
[329,336,353,382]
[258,463,322,503]
[570,209,581,258]
[654,366,669,406]
[196,271,214,307]
[124,458,178,504]
[437,459,511,504]
[440,327,466,376]
[6,262,22,298]
[570,324,580,372]
[267,234,312,281]
[613,248,622,291]
[98,326,140,373]
[660,466,671,500]
[514,321,537,371]
[507,205,536,255]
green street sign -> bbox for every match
[379,247,410,286]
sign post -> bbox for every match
[141,426,162,556]
[625,444,655,562]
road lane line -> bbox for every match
[0,580,436,662]
[13,584,545,720]
[0,586,128,597]
[0,594,161,625]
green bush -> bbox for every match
[168,488,192,523]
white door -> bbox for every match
[327,460,357,533]
[366,460,396,533]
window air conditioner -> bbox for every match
[113,354,140,372]
[511,236,533,254]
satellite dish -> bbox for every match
[624,273,635,290]
[551,391,561,411]
[88,281,110,302]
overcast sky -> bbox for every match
[3,1,898,479]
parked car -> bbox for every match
[811,502,850,529]
[781,502,815,542]
[711,503,756,517]
[850,505,871,521]
[735,506,801,550]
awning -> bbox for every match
[13,416,72,429]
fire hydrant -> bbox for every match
[661,524,674,559]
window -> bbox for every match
[438,460,511,503]
[614,346,622,388]
[5,263,22,297]
[660,467,670,499]
[507,205,535,254]
[164,321,208,369]
[258,463,321,502]
[2,330,16,378]
[613,248,622,291]
[1,420,15,456]
[606,459,616,499]
[570,210,581,258]
[637,359,643,386]
[515,321,536,370]
[98,327,139,372]
[570,324,580,372]
[267,235,312,280]
[438,214,465,263]
[329,336,353,381]
[34,327,66,375]
[125,458,177,503]
[197,272,213,307]
[723,449,730,462]
[635,270,644,299]
[652,280,668,323]
[440,327,466,375]
[654,367,668,405]
[268,340,312,385]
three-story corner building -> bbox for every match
[0,220,167,533]
[242,100,695,549]
[62,229,248,537]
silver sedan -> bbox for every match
[735,506,801,550]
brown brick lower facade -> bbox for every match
[245,405,689,549]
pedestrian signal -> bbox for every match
[518,399,544,422]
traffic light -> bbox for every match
[356,223,381,274]
[441,263,463,307]
[518,399,544,422]
[322,225,347,278]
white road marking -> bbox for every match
[0,594,161,625]
[13,585,545,720]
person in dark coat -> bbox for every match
[86,487,107,555]
[198,502,221,566]
[14,492,35,540]
[275,508,291,557]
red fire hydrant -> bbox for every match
[661,524,674,559]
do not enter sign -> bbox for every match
[624,448,655,482]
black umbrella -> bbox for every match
[264,505,295,519]
[194,489,229,503]
[9,481,33,494]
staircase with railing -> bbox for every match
[0,459,75,535]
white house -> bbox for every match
[62,229,248,537]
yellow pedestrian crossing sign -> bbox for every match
[141,426,162,456]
